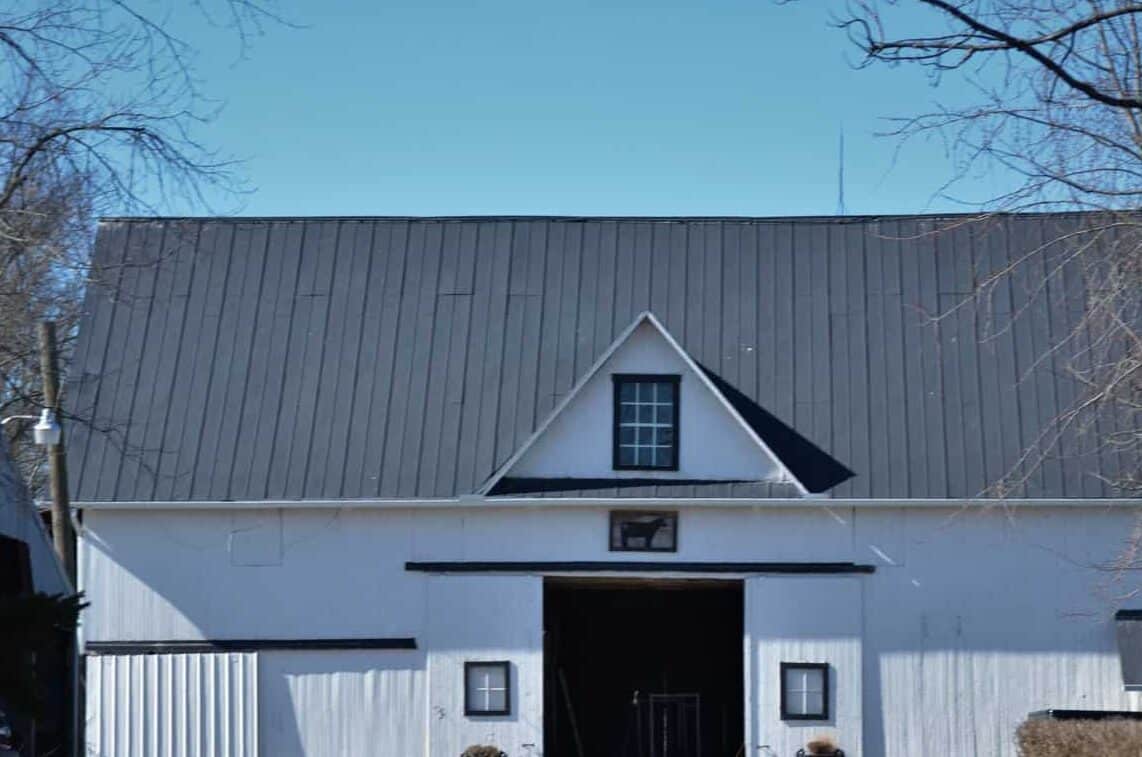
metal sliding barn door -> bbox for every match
[86,652,258,757]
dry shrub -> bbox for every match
[1016,719,1142,756]
[805,736,839,755]
[461,747,506,757]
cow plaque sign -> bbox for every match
[609,510,678,552]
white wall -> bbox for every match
[858,507,1141,756]
[746,576,863,756]
[425,575,544,757]
[510,321,785,481]
[82,508,426,640]
[82,505,859,641]
[81,503,1142,757]
[258,650,427,757]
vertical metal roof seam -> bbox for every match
[858,219,873,498]
[89,222,141,500]
[261,221,309,499]
[824,218,836,480]
[997,222,1025,496]
[373,221,415,496]
[450,220,487,494]
[299,221,344,495]
[188,222,238,501]
[931,227,951,499]
[383,222,423,495]
[530,222,555,472]
[893,221,913,497]
[73,220,126,497]
[105,224,148,501]
[223,222,272,501]
[1033,217,1065,495]
[346,221,393,497]
[518,222,549,496]
[335,221,379,499]
[148,222,202,501]
[967,221,989,497]
[1075,225,1109,497]
[484,221,517,476]
[407,222,447,496]
[443,236,479,497]
[171,222,232,500]
[718,221,730,383]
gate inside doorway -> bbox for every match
[544,578,744,757]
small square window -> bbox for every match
[613,374,680,470]
[780,662,829,721]
[465,661,511,716]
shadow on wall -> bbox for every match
[258,649,428,756]
[697,364,855,493]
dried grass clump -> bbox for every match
[461,747,506,757]
[805,736,839,755]
[1016,719,1142,756]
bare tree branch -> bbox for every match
[0,0,281,509]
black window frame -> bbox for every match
[464,660,512,717]
[612,373,681,471]
[780,662,830,721]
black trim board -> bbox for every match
[488,476,755,496]
[1116,609,1142,621]
[1028,709,1142,721]
[406,561,875,574]
[85,638,417,655]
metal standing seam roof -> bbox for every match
[66,214,1130,502]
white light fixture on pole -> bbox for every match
[1,408,61,447]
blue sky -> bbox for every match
[178,0,1003,217]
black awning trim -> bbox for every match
[85,638,417,655]
[1029,709,1142,721]
[405,561,874,574]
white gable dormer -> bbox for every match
[480,312,806,494]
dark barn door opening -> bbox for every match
[544,579,744,757]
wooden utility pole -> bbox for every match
[38,320,78,757]
[39,320,74,583]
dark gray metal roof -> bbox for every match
[67,214,1131,501]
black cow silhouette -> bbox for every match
[620,517,669,549]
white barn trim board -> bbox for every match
[70,215,1141,756]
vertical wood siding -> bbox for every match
[746,576,864,756]
[81,506,1142,757]
[425,575,544,757]
[258,650,427,757]
[85,653,257,757]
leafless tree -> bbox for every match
[0,1,280,491]
[833,1,1141,499]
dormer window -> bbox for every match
[613,374,680,470]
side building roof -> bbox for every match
[67,213,1131,502]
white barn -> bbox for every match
[69,214,1140,757]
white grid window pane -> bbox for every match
[467,664,508,713]
[784,667,825,716]
[617,379,676,469]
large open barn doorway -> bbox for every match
[544,578,744,757]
